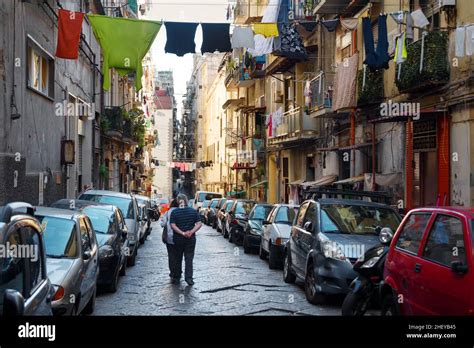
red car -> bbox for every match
[381,207,474,315]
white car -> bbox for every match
[193,191,222,211]
[260,204,299,269]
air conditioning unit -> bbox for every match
[273,90,284,103]
[439,0,455,6]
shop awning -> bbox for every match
[302,175,338,188]
[222,98,245,110]
[333,175,365,185]
[250,180,267,189]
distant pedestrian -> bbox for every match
[169,194,202,286]
[161,198,179,281]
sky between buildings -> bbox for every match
[146,0,231,118]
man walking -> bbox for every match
[170,194,202,286]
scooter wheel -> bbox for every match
[341,290,367,316]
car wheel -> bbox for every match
[107,268,119,293]
[119,260,126,276]
[127,247,137,267]
[223,226,229,239]
[283,250,296,283]
[212,220,217,229]
[243,235,251,254]
[259,242,268,260]
[268,243,281,270]
[304,264,326,305]
[228,228,234,243]
[381,292,400,316]
[82,285,96,315]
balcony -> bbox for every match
[396,32,449,93]
[103,107,123,139]
[122,119,138,145]
[290,0,318,20]
[226,63,256,89]
[234,0,266,24]
[309,71,335,117]
[313,0,353,15]
[268,108,318,147]
[357,68,384,106]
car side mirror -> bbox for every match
[121,230,128,239]
[83,250,92,260]
[304,221,313,232]
[379,227,394,245]
[3,289,25,316]
[262,220,270,225]
[451,261,468,275]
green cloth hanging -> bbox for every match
[88,14,161,91]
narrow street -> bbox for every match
[94,221,341,316]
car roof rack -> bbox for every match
[0,202,36,223]
[303,188,392,205]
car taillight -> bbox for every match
[53,286,65,301]
[232,219,238,225]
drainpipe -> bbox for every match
[372,122,376,192]
[350,109,356,177]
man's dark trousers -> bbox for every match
[170,234,196,280]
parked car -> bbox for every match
[283,199,401,305]
[193,191,223,211]
[188,199,195,208]
[78,190,140,266]
[219,200,234,235]
[242,203,273,254]
[381,207,474,316]
[212,198,227,229]
[35,207,99,315]
[51,199,109,210]
[215,198,228,232]
[260,204,299,269]
[225,199,256,244]
[198,200,211,223]
[135,195,155,238]
[0,203,53,316]
[81,205,128,293]
[205,198,221,227]
[137,204,148,244]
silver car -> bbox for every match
[35,207,99,316]
[261,205,299,269]
[78,190,140,266]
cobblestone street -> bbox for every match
[94,221,342,315]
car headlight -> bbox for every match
[99,245,114,258]
[361,256,380,268]
[322,241,346,261]
[249,228,261,236]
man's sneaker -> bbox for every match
[185,278,194,286]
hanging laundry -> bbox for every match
[273,23,307,60]
[304,80,312,107]
[466,25,474,56]
[201,23,232,53]
[164,22,198,57]
[248,0,282,57]
[226,4,232,21]
[362,15,390,71]
[321,19,339,32]
[394,32,407,64]
[88,15,161,91]
[406,13,414,41]
[455,27,466,57]
[267,113,273,137]
[252,23,279,38]
[56,9,85,59]
[340,18,358,31]
[410,9,429,28]
[389,11,404,25]
[231,27,255,49]
[298,21,318,33]
[333,52,359,111]
[388,28,400,56]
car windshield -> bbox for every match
[82,207,113,234]
[136,198,148,206]
[250,205,273,220]
[38,216,77,258]
[202,201,210,208]
[225,201,234,212]
[320,204,400,235]
[275,207,298,224]
[210,200,219,208]
[236,201,255,215]
[80,194,135,219]
[198,193,222,202]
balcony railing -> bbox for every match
[395,31,449,93]
[268,108,318,145]
[103,107,123,138]
[290,0,317,20]
[309,71,334,117]
[357,68,384,106]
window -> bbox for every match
[84,217,97,249]
[235,201,255,215]
[282,158,289,178]
[27,36,54,99]
[0,231,25,308]
[275,206,297,225]
[296,203,309,227]
[22,227,44,295]
[302,203,317,233]
[116,209,126,230]
[396,213,431,254]
[423,215,467,267]
[79,219,92,252]
[39,216,78,258]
